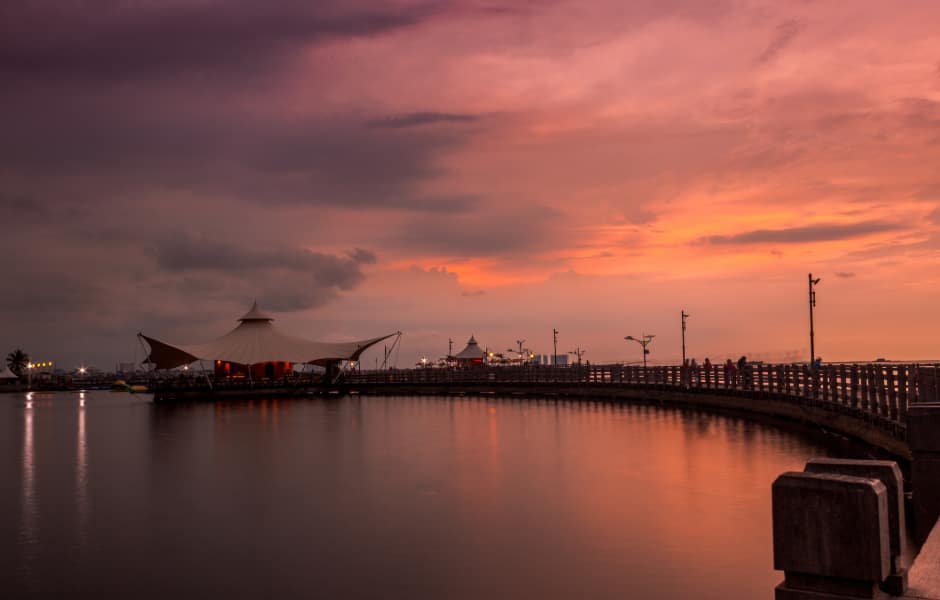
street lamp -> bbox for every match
[624,334,655,368]
[808,273,821,366]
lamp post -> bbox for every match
[808,273,821,365]
[624,334,655,368]
[681,310,689,364]
[552,329,559,366]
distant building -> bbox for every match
[541,354,568,366]
[454,336,486,367]
[116,362,137,374]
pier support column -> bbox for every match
[908,402,940,546]
[772,470,891,599]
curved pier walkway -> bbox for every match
[348,363,940,459]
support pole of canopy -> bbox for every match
[199,360,213,390]
[381,332,403,370]
[136,333,156,388]
[247,364,253,386]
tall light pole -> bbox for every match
[808,273,821,365]
[681,310,689,364]
[553,329,558,366]
[625,334,655,368]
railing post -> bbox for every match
[829,365,838,406]
[837,364,846,406]
[898,367,908,422]
[810,365,819,401]
[877,366,888,418]
[821,366,830,404]
[849,364,859,409]
[887,367,898,421]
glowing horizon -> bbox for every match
[1,0,939,368]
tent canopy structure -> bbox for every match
[454,336,486,361]
[140,302,398,370]
[0,365,19,379]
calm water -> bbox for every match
[2,390,862,599]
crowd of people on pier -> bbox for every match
[680,355,824,390]
[680,355,752,389]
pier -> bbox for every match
[347,362,940,457]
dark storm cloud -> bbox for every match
[365,112,480,129]
[149,233,371,291]
[757,19,803,64]
[0,0,440,82]
[701,221,903,245]
[0,103,477,211]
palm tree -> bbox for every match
[6,348,29,376]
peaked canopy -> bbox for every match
[454,335,485,360]
[0,365,18,379]
[140,302,398,370]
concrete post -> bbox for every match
[804,458,908,595]
[908,402,940,546]
[773,471,891,599]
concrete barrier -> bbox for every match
[804,458,908,595]
[908,403,940,546]
[773,471,891,599]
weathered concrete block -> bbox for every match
[908,403,940,546]
[773,471,890,582]
[804,458,906,569]
[908,403,940,453]
[913,455,940,545]
[915,368,940,404]
[774,582,889,599]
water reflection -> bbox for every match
[21,396,35,545]
[5,391,873,599]
[76,394,88,548]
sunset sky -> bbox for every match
[3,0,940,369]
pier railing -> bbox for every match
[347,363,940,434]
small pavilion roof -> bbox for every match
[454,335,486,360]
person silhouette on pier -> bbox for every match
[738,356,749,390]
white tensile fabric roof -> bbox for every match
[140,302,397,369]
[0,365,18,379]
[454,335,485,360]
